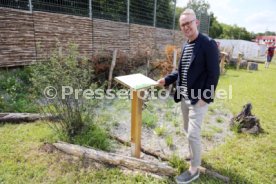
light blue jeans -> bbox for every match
[181,98,209,167]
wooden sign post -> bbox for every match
[115,73,158,158]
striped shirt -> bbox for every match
[180,42,195,98]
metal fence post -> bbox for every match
[28,0,32,12]
[89,0,92,19]
[172,0,176,30]
[153,0,157,27]
[127,0,130,24]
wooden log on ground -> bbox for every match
[0,113,58,123]
[53,141,176,176]
[110,135,230,183]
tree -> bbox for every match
[209,12,223,38]
[219,23,252,41]
[185,0,210,16]
[185,0,211,35]
[174,6,184,30]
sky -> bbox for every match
[176,0,276,33]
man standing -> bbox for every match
[265,43,275,68]
[158,9,220,183]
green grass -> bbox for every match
[154,126,166,136]
[142,109,158,128]
[201,130,215,141]
[209,126,223,133]
[165,135,173,148]
[215,116,224,123]
[165,111,174,121]
[0,122,167,184]
[166,98,175,108]
[0,63,276,183]
[202,63,276,183]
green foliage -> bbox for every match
[154,126,166,136]
[201,130,214,140]
[166,98,175,108]
[0,67,39,113]
[172,119,179,127]
[209,125,223,133]
[219,23,253,40]
[254,31,276,37]
[73,124,111,151]
[165,135,173,148]
[168,154,187,174]
[216,116,224,123]
[174,6,184,30]
[209,12,223,38]
[30,43,99,138]
[165,111,174,121]
[142,109,158,128]
[186,0,210,15]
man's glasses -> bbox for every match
[180,19,196,28]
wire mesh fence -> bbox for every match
[0,0,177,30]
[0,0,29,10]
[33,0,89,17]
[92,0,128,22]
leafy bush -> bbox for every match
[30,43,101,141]
[0,67,39,113]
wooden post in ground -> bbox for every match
[146,50,150,76]
[237,52,242,70]
[131,90,143,158]
[247,61,251,71]
[220,51,228,75]
[114,74,158,158]
[168,49,177,92]
[108,49,118,89]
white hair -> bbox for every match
[180,9,197,18]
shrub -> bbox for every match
[0,67,39,113]
[30,43,100,139]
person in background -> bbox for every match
[265,43,275,68]
[157,9,220,184]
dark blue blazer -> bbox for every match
[164,33,220,105]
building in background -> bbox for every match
[254,35,276,46]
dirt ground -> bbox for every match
[98,96,233,163]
